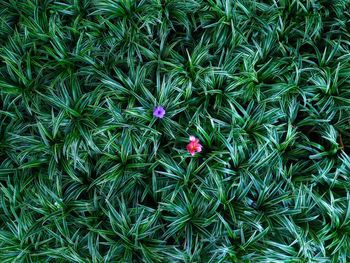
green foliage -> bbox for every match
[1,0,350,262]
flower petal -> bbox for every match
[195,145,202,152]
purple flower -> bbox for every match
[153,106,165,118]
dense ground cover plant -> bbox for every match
[0,0,350,262]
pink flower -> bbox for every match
[187,136,202,156]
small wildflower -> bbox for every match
[187,136,202,156]
[153,106,165,118]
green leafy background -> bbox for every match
[1,0,350,262]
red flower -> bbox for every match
[187,136,203,156]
